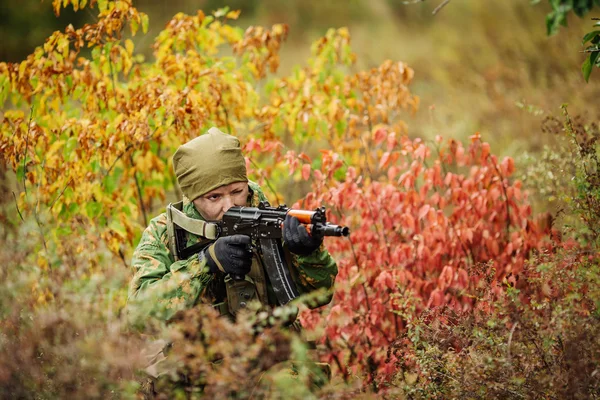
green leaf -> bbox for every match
[0,75,8,106]
[121,204,132,217]
[85,201,103,219]
[591,50,600,66]
[97,0,107,13]
[67,201,79,215]
[63,137,77,159]
[109,219,127,236]
[214,7,230,18]
[56,225,73,236]
[90,159,100,173]
[103,167,123,194]
[582,55,593,82]
[582,30,600,44]
[15,165,25,184]
[141,14,149,34]
[573,0,591,17]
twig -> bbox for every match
[325,337,349,383]
[507,321,518,361]
[488,155,511,237]
[221,104,231,134]
[248,371,268,400]
[367,355,379,393]
[35,159,45,220]
[34,212,48,252]
[105,143,133,177]
[118,248,129,269]
[22,105,34,196]
[362,282,371,313]
[130,154,148,227]
[108,45,118,98]
[12,192,24,222]
[104,125,164,178]
[432,0,452,15]
[49,178,74,211]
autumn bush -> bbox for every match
[0,1,598,398]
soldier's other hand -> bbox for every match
[202,235,253,276]
[283,214,323,256]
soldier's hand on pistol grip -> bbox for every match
[201,235,253,276]
[283,214,323,256]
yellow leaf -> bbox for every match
[226,10,241,20]
[37,255,49,271]
[52,0,61,16]
[125,39,134,55]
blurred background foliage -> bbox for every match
[3,0,600,220]
[2,0,599,159]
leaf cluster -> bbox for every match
[539,0,600,81]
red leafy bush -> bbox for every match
[294,133,553,386]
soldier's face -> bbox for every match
[192,181,249,221]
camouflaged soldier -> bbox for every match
[128,127,338,322]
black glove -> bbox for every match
[283,214,323,256]
[201,235,253,276]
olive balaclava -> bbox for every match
[173,127,248,200]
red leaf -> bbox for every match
[418,204,431,220]
[298,152,312,163]
[302,164,311,180]
[379,152,391,169]
[373,127,387,144]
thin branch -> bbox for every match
[118,248,129,269]
[507,321,518,362]
[12,192,24,222]
[432,0,452,15]
[130,154,148,227]
[108,46,118,98]
[221,104,231,134]
[22,105,34,196]
[488,155,511,237]
[105,143,134,177]
[34,212,48,252]
[325,337,349,383]
[362,282,371,313]
[49,178,74,211]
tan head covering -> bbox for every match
[173,127,248,200]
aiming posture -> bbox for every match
[128,127,339,321]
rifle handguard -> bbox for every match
[219,202,350,239]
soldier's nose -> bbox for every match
[222,196,234,212]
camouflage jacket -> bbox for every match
[128,181,338,320]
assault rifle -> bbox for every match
[168,201,349,308]
[218,202,349,306]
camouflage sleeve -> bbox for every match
[290,244,338,308]
[127,214,213,321]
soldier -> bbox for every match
[128,127,338,323]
